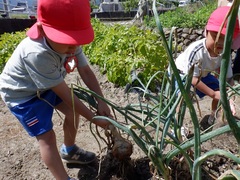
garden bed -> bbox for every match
[0,64,239,179]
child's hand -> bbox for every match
[213,91,221,100]
[94,100,113,129]
[94,118,111,129]
[229,99,236,116]
[96,100,113,118]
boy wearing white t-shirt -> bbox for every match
[175,6,239,129]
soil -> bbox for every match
[0,64,240,180]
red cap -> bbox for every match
[206,6,239,39]
[27,0,94,45]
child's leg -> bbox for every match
[211,98,218,115]
[55,101,96,164]
[208,98,218,124]
[55,102,79,146]
[36,130,69,180]
[195,74,219,125]
[10,90,72,179]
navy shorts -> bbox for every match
[195,73,219,98]
[10,90,62,137]
[175,73,219,98]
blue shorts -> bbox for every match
[10,90,62,137]
[175,73,219,98]
[195,73,219,98]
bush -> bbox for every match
[145,1,217,29]
[83,19,168,88]
[0,31,26,73]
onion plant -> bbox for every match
[72,1,240,179]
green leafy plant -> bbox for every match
[83,19,168,88]
[0,31,26,73]
[145,1,217,29]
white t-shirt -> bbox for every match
[175,38,233,78]
[0,37,88,107]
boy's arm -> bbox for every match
[192,76,221,100]
[77,65,112,117]
[77,65,104,98]
[192,76,236,115]
[51,81,110,128]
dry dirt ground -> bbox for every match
[0,64,240,180]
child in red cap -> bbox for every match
[0,0,112,179]
[218,0,240,80]
[173,6,239,130]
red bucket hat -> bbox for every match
[27,0,94,45]
[206,6,240,39]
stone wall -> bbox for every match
[163,27,205,55]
